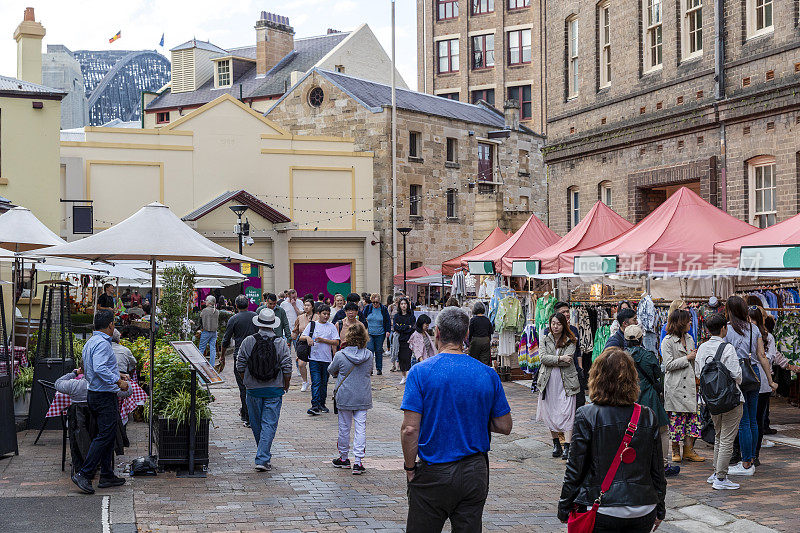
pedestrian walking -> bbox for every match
[329,324,374,475]
[537,313,580,460]
[331,293,345,317]
[467,302,493,365]
[558,347,666,532]
[292,298,316,392]
[608,300,633,338]
[198,295,220,367]
[71,310,129,494]
[695,313,744,490]
[300,304,340,415]
[258,293,292,346]
[222,295,258,426]
[409,314,435,363]
[393,297,415,385]
[281,289,304,336]
[603,308,637,350]
[236,308,292,472]
[362,292,391,375]
[401,307,512,532]
[336,302,367,348]
[662,309,705,463]
[750,307,774,465]
[333,292,361,323]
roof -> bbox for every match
[712,214,800,268]
[147,32,350,111]
[442,227,510,276]
[0,74,65,99]
[171,39,228,54]
[273,69,519,130]
[182,190,291,224]
[392,266,442,286]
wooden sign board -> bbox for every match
[170,341,224,385]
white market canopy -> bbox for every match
[0,206,65,252]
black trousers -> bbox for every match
[234,368,248,420]
[407,453,489,533]
[79,391,118,479]
[593,509,657,533]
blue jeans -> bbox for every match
[246,394,283,466]
[367,334,385,372]
[79,391,118,478]
[309,360,330,409]
[739,365,761,462]
[199,330,217,367]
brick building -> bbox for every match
[543,0,800,236]
[266,68,546,295]
[416,0,546,134]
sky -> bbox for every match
[0,0,418,89]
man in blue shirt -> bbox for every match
[72,310,129,494]
[401,307,512,532]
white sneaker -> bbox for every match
[762,440,775,448]
[301,382,308,392]
[728,462,755,476]
[712,477,740,490]
[706,474,717,484]
[399,377,406,385]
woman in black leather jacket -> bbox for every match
[559,347,666,532]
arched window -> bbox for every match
[748,156,777,228]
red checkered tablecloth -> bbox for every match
[0,347,29,377]
[45,380,148,424]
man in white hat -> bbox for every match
[235,307,292,472]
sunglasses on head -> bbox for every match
[748,305,759,311]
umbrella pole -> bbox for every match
[9,256,17,382]
[148,259,156,457]
[24,263,34,355]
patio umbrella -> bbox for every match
[24,202,263,458]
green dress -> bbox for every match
[629,345,669,427]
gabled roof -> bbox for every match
[0,74,65,98]
[147,32,350,111]
[182,190,291,224]
[171,39,228,54]
[462,215,560,275]
[442,227,510,276]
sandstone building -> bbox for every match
[266,69,546,295]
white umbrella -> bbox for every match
[119,260,246,282]
[24,202,263,458]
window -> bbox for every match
[599,181,612,208]
[472,34,495,69]
[409,131,421,159]
[599,2,611,87]
[335,64,345,73]
[519,149,530,174]
[440,92,460,101]
[478,143,493,181]
[216,60,231,87]
[644,0,663,71]
[746,0,773,38]
[446,138,458,163]
[438,39,460,73]
[410,184,421,216]
[446,188,458,218]
[507,30,531,65]
[519,196,530,210]
[471,0,494,15]
[507,85,532,120]
[749,157,777,228]
[308,87,325,107]
[471,88,495,105]
[682,0,703,58]
[568,187,580,230]
[508,0,531,10]
[437,0,458,20]
[410,261,423,270]
[567,16,579,97]
[155,111,170,124]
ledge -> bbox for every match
[408,156,424,163]
[445,161,460,169]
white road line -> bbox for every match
[102,495,111,533]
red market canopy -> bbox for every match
[532,201,633,274]
[462,214,559,276]
[712,213,800,269]
[393,265,443,286]
[575,187,758,274]
[441,227,510,276]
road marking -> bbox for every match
[102,495,111,533]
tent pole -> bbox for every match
[148,259,156,457]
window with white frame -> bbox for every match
[471,0,494,15]
[568,187,580,230]
[599,181,612,208]
[507,29,532,65]
[438,39,460,73]
[437,0,459,20]
[216,60,231,87]
[567,16,579,97]
[749,157,777,228]
[508,0,530,9]
[746,0,773,38]
[446,188,457,218]
[682,0,703,58]
[472,34,495,69]
[599,2,611,88]
[644,0,663,71]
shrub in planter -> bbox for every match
[13,366,34,416]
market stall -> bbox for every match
[441,227,511,276]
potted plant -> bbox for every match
[13,366,34,417]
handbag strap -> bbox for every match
[334,360,358,395]
[597,403,642,502]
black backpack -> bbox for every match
[699,342,741,415]
[247,334,281,382]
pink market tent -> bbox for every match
[572,187,758,274]
[441,227,510,276]
[531,201,633,274]
[393,265,443,286]
[461,214,559,276]
[713,213,800,268]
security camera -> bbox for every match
[245,236,255,246]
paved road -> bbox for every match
[1,361,797,532]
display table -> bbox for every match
[46,380,148,424]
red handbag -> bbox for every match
[567,403,642,533]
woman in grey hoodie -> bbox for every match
[329,323,374,475]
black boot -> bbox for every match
[552,438,563,458]
[562,443,571,461]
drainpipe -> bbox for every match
[715,0,727,211]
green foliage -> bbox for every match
[70,313,94,326]
[141,348,211,421]
[161,388,212,425]
[13,366,34,399]
[158,265,196,341]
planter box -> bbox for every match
[154,417,209,467]
[13,390,31,417]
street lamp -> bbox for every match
[397,227,412,295]
[229,204,249,295]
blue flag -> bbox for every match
[159,33,164,47]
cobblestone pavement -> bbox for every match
[1,363,798,532]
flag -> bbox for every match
[159,33,164,47]
[108,30,121,44]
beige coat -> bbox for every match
[537,333,580,396]
[662,333,698,413]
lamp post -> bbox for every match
[229,204,249,295]
[397,227,412,295]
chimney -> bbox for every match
[255,12,295,76]
[13,7,46,84]
[503,99,520,131]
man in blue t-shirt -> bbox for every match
[401,307,512,532]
